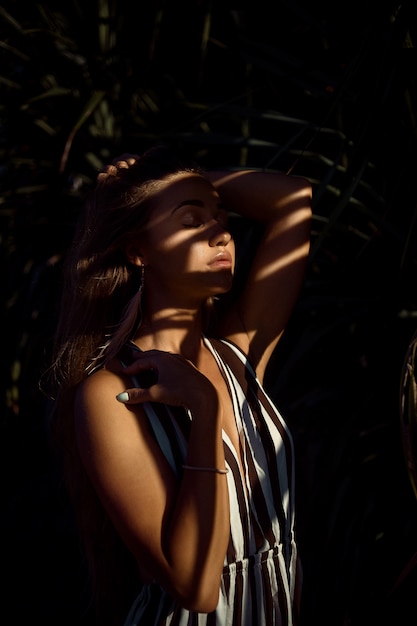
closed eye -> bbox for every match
[180,207,228,229]
[182,218,205,228]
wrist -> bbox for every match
[188,384,221,421]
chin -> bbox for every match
[199,274,234,300]
[212,280,233,295]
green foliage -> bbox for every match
[1,1,417,625]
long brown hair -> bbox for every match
[47,145,203,624]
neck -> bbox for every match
[133,303,207,362]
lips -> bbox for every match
[208,251,233,268]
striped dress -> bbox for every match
[123,337,300,626]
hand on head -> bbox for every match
[97,154,141,181]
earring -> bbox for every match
[139,264,145,294]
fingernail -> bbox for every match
[116,392,129,403]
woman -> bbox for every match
[49,145,312,626]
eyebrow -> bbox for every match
[171,199,226,214]
[171,199,205,214]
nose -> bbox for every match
[209,224,232,247]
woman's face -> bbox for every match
[133,173,235,305]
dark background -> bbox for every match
[1,1,417,624]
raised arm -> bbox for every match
[207,169,312,383]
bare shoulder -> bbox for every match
[76,353,139,406]
[76,366,119,416]
[76,363,125,402]
[74,363,146,448]
[73,363,170,500]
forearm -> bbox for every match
[162,395,230,611]
[206,168,312,223]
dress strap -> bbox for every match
[118,344,180,477]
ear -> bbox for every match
[125,242,144,267]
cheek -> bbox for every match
[140,229,174,262]
[191,244,207,265]
[144,235,195,274]
[147,226,200,257]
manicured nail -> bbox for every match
[116,392,129,403]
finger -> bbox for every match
[113,153,140,165]
[131,368,159,389]
[122,356,154,372]
[116,386,152,404]
[118,345,144,368]
[122,359,159,380]
[118,344,162,369]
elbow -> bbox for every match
[177,586,220,613]
[166,571,221,613]
[295,175,313,196]
[294,177,313,209]
[275,177,313,222]
[149,573,220,613]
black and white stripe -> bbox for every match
[123,338,300,626]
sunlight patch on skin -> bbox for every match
[255,206,312,281]
[256,242,310,281]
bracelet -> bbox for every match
[182,464,229,474]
